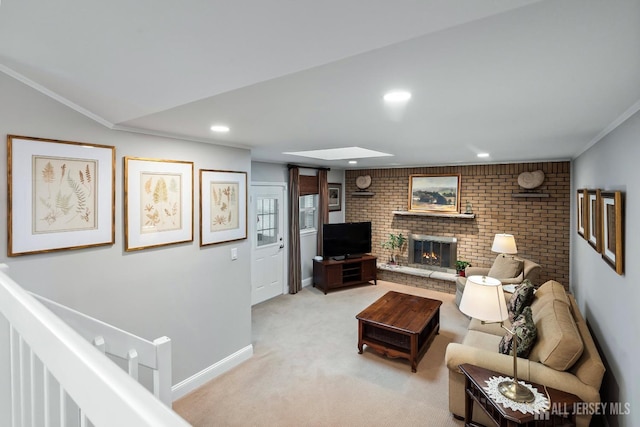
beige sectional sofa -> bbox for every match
[445,280,605,427]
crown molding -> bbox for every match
[578,99,640,158]
[111,125,252,150]
[0,64,114,129]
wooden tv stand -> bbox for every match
[313,255,377,294]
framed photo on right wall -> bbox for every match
[600,191,624,275]
[576,189,587,238]
[585,189,601,252]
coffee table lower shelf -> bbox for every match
[358,322,439,373]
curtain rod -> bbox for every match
[287,164,330,171]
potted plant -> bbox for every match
[381,233,407,266]
[456,260,472,277]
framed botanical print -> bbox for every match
[199,169,247,246]
[409,174,460,213]
[124,157,194,251]
[7,135,115,256]
[600,191,624,275]
[576,189,586,238]
[585,189,601,252]
[328,183,342,212]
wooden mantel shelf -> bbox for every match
[392,210,475,219]
[512,192,550,198]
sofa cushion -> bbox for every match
[531,280,570,312]
[488,255,524,280]
[499,306,537,358]
[462,330,504,352]
[507,280,535,321]
[529,300,584,371]
[468,317,511,336]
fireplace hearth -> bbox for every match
[409,234,457,272]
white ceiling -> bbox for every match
[2,0,639,168]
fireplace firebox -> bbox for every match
[408,234,457,272]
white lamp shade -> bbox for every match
[492,234,518,254]
[459,275,508,322]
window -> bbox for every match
[299,194,317,232]
[256,196,278,246]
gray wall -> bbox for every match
[572,110,639,426]
[251,161,288,183]
[0,73,252,388]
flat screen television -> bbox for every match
[322,221,372,260]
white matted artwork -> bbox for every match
[124,157,193,251]
[600,191,623,275]
[586,189,601,252]
[7,135,115,256]
[200,169,247,246]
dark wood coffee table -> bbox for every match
[356,291,442,372]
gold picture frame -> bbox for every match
[576,189,587,239]
[585,189,601,252]
[7,135,115,256]
[600,191,624,275]
[124,157,194,251]
[409,174,460,213]
[199,169,247,246]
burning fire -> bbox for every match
[422,252,439,261]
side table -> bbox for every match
[459,363,582,426]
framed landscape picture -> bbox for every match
[328,183,342,212]
[600,191,624,275]
[585,189,601,252]
[409,174,460,213]
[7,135,115,256]
[200,169,247,246]
[124,157,194,251]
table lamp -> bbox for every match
[459,275,535,403]
[492,233,518,256]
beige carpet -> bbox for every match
[174,280,470,427]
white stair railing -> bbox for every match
[0,264,191,427]
[31,293,173,407]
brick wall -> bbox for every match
[345,162,570,287]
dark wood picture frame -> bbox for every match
[585,189,601,252]
[328,183,342,212]
[600,191,624,275]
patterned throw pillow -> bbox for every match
[507,280,535,322]
[498,306,537,358]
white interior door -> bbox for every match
[251,184,286,305]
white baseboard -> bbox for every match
[171,344,253,401]
[302,277,313,288]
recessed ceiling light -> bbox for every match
[477,153,490,158]
[348,160,358,164]
[210,125,230,133]
[383,91,412,102]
